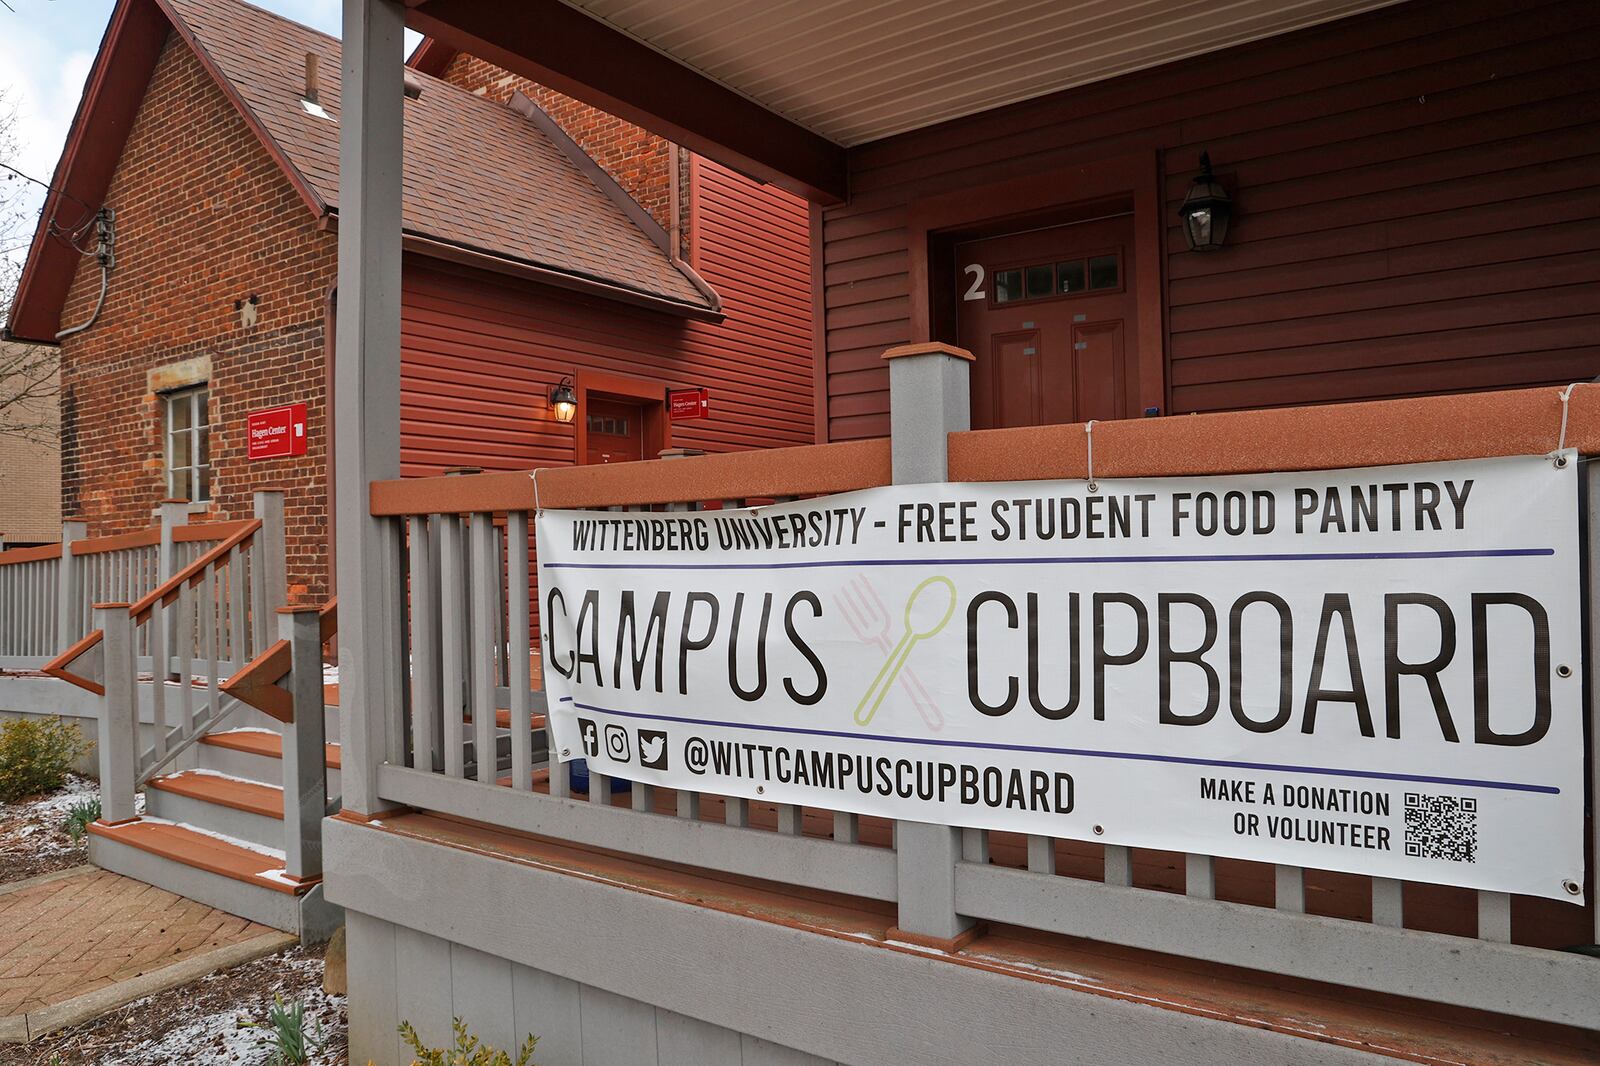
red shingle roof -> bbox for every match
[161,0,714,313]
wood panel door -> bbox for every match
[957,214,1138,430]
[584,397,646,465]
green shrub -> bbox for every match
[400,1018,538,1066]
[0,716,87,802]
[62,796,100,843]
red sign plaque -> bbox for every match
[247,402,308,460]
[667,388,710,421]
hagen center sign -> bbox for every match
[538,453,1584,902]
[667,388,710,421]
[247,402,308,460]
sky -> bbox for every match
[0,0,418,289]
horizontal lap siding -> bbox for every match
[821,0,1600,439]
[399,157,814,476]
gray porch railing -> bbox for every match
[48,491,288,822]
[359,360,1600,1031]
[0,502,277,670]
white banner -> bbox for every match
[538,453,1584,902]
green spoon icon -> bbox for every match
[854,575,957,727]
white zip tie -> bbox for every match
[529,467,546,514]
[1085,420,1098,493]
[1551,383,1580,467]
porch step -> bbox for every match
[145,770,285,850]
[229,703,342,740]
[198,728,343,794]
[86,817,341,939]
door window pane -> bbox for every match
[1057,260,1086,294]
[1025,264,1054,299]
[994,269,1023,304]
[1088,254,1120,290]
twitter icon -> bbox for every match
[638,729,669,771]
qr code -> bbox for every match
[1404,793,1478,862]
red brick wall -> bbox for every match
[436,53,675,233]
[57,33,335,600]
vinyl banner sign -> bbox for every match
[538,453,1584,901]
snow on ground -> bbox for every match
[0,773,102,882]
[75,949,347,1066]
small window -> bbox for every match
[993,269,1023,304]
[165,385,211,502]
[1025,264,1054,299]
[587,414,630,436]
[1088,254,1120,290]
[1057,260,1086,294]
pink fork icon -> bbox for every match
[834,576,945,732]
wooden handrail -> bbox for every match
[0,543,63,566]
[219,598,337,724]
[70,528,161,556]
[172,520,255,543]
[43,519,263,693]
[369,438,893,515]
[948,384,1600,483]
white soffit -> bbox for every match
[565,0,1408,146]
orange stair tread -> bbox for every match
[87,818,309,895]
[148,770,284,819]
[201,730,342,768]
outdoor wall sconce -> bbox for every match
[1179,151,1232,252]
[549,378,577,423]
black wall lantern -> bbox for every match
[1179,151,1232,252]
[549,377,577,423]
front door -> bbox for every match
[584,397,645,465]
[956,213,1139,430]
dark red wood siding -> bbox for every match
[821,0,1600,440]
[400,156,814,475]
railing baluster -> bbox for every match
[177,580,195,737]
[1478,890,1512,943]
[201,565,220,725]
[149,597,168,762]
[439,513,466,778]
[228,546,246,667]
[408,516,441,773]
[1371,877,1404,927]
[1274,864,1306,913]
[507,511,533,792]
[469,513,498,786]
[1027,835,1057,875]
[1104,844,1133,887]
[1186,854,1215,899]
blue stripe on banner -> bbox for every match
[567,700,1559,796]
[545,547,1553,572]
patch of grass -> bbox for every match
[0,716,87,802]
[62,795,100,843]
[400,1017,539,1066]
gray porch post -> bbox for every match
[883,341,977,944]
[335,0,405,816]
[96,603,137,825]
[280,605,327,881]
[56,520,86,649]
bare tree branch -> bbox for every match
[0,88,59,445]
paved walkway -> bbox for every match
[0,866,291,1042]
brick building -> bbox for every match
[0,341,61,548]
[5,0,814,601]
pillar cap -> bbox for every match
[883,341,973,362]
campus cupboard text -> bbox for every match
[537,453,1583,901]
